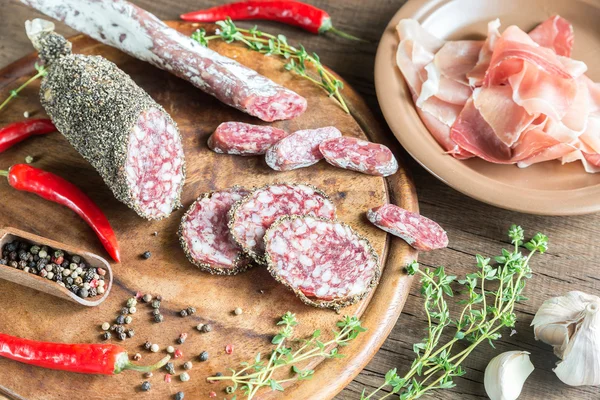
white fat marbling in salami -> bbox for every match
[367,204,448,251]
[208,122,289,156]
[179,187,251,274]
[320,137,399,176]
[20,0,308,122]
[229,183,336,263]
[265,127,342,171]
[264,215,380,311]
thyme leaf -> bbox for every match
[191,18,350,114]
[0,63,47,113]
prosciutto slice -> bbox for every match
[396,15,600,173]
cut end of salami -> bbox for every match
[208,122,289,156]
[320,137,399,176]
[265,215,381,311]
[265,127,342,171]
[367,204,448,251]
[179,187,252,275]
[127,107,185,219]
[229,183,337,263]
[246,90,308,122]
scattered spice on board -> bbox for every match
[0,239,107,299]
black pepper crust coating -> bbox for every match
[227,182,336,265]
[39,53,185,219]
[178,186,254,275]
[263,215,381,313]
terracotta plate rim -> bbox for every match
[374,0,600,216]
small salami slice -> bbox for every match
[264,215,380,311]
[208,122,289,156]
[265,127,342,171]
[229,183,336,262]
[367,204,448,251]
[320,137,399,176]
[179,187,251,274]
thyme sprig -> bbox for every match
[0,63,47,113]
[208,311,365,399]
[362,225,548,400]
[191,18,349,113]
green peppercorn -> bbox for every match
[38,249,47,259]
[152,308,161,316]
[126,297,137,308]
[125,316,133,324]
[201,324,212,333]
[142,293,152,303]
[187,306,196,315]
[179,372,190,382]
[151,300,161,309]
[180,309,188,317]
[127,329,135,338]
[199,351,209,362]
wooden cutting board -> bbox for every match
[0,22,417,400]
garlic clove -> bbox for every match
[533,323,571,358]
[554,298,600,386]
[484,351,534,400]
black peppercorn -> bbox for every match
[144,341,152,350]
[118,332,127,341]
[141,381,151,391]
[101,332,111,341]
[177,337,185,345]
[215,372,223,377]
[154,313,164,323]
[116,315,126,325]
[0,259,6,265]
[116,326,125,334]
[201,324,212,333]
[142,251,151,260]
[151,300,161,309]
[120,307,129,315]
[152,309,161,316]
[78,288,89,298]
[199,351,209,362]
[18,250,28,261]
[9,251,17,261]
[71,255,81,264]
[180,309,188,317]
[165,362,175,374]
[127,329,135,338]
[187,307,196,315]
[89,287,97,297]
[5,243,16,252]
[175,392,184,400]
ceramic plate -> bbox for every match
[375,0,600,215]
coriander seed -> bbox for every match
[167,346,175,354]
[179,372,190,382]
[142,293,152,303]
[234,307,242,315]
[183,361,192,370]
[101,322,110,331]
[150,343,159,353]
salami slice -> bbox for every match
[26,20,185,220]
[229,183,336,263]
[264,215,380,311]
[179,187,251,274]
[320,137,399,176]
[21,0,307,122]
[208,122,289,156]
[367,204,448,251]
[265,127,342,171]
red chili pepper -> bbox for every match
[0,164,121,262]
[0,119,56,153]
[0,332,170,375]
[180,0,365,41]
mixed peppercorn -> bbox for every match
[0,239,106,299]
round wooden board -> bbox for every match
[0,22,417,400]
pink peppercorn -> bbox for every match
[165,374,172,383]
[209,392,216,398]
[54,256,64,265]
[174,349,183,358]
[90,279,98,288]
[97,268,106,276]
[225,344,234,355]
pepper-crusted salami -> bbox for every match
[229,183,336,263]
[264,215,380,311]
[265,126,342,171]
[26,20,185,220]
[208,122,289,156]
[179,187,251,275]
[21,0,308,122]
[320,137,399,176]
[367,204,448,251]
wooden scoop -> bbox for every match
[0,227,112,306]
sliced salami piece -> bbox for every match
[208,122,289,156]
[265,215,380,311]
[26,20,185,220]
[21,0,307,122]
[265,127,342,171]
[179,187,251,275]
[320,137,399,176]
[367,204,448,251]
[229,183,336,263]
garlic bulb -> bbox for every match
[531,291,600,386]
[484,351,534,400]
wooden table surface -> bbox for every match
[1,1,599,399]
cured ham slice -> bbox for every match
[396,15,600,173]
[528,15,574,57]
